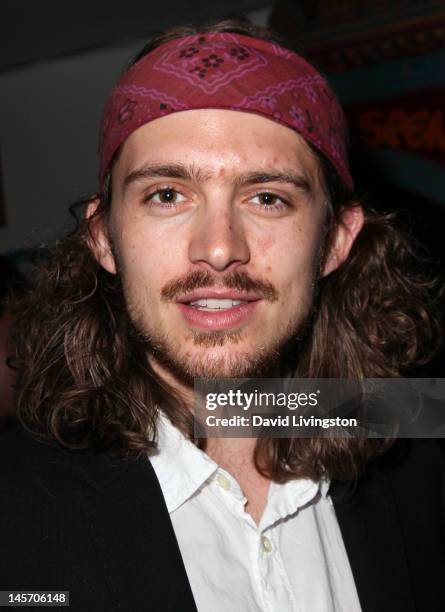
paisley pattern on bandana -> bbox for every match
[99,32,353,190]
[153,35,268,95]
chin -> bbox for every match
[152,343,282,386]
[133,309,303,382]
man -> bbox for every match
[1,20,445,612]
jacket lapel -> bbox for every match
[78,454,198,612]
[331,469,415,612]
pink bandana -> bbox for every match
[99,32,353,191]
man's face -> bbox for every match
[95,109,355,383]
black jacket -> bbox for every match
[1,428,445,612]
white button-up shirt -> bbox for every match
[149,414,362,612]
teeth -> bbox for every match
[189,298,247,310]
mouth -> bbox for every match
[175,291,261,330]
[188,298,250,311]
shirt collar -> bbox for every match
[149,412,218,513]
[149,412,331,519]
[260,475,330,531]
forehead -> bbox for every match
[113,109,321,182]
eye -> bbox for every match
[249,192,288,212]
[143,187,187,206]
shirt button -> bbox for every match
[216,473,231,491]
[261,535,273,553]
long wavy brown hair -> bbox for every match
[11,20,444,482]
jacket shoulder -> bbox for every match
[379,438,445,487]
[0,425,159,498]
[0,426,105,496]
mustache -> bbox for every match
[161,270,279,302]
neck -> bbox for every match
[149,356,196,410]
[149,356,275,524]
[206,436,271,524]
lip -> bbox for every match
[177,300,260,330]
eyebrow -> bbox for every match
[123,163,313,195]
[123,164,210,191]
[234,171,313,195]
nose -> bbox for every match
[188,203,250,272]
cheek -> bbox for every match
[256,234,275,254]
[264,222,323,296]
[115,220,185,299]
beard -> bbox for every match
[128,310,310,387]
[143,327,299,385]
[124,273,315,386]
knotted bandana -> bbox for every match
[99,32,353,191]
